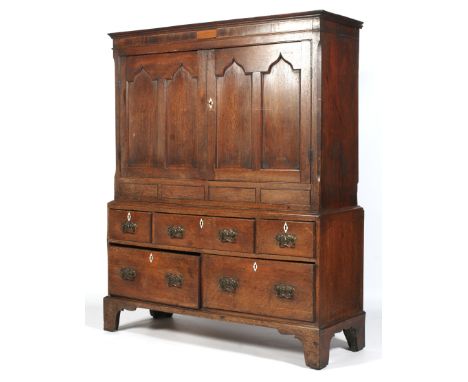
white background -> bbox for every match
[1,0,467,380]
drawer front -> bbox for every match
[203,217,254,253]
[153,213,203,248]
[202,254,314,321]
[108,246,199,308]
[108,209,152,243]
[154,213,254,253]
[256,220,315,258]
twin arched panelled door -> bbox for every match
[122,42,311,184]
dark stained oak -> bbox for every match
[262,56,300,170]
[203,216,255,253]
[127,69,157,167]
[256,220,315,258]
[208,186,256,202]
[160,184,204,201]
[153,213,255,253]
[108,246,200,309]
[108,209,152,243]
[215,61,253,169]
[165,66,198,167]
[278,312,365,369]
[112,24,360,211]
[315,208,364,324]
[211,42,309,183]
[104,10,365,370]
[103,295,365,369]
[122,51,206,180]
[202,254,314,321]
[260,188,310,205]
[109,198,319,220]
[319,21,360,209]
[153,212,205,248]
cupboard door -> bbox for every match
[208,42,311,183]
[122,51,208,179]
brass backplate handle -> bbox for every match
[122,220,137,234]
[168,225,184,239]
[219,276,239,293]
[274,283,295,299]
[218,228,238,243]
[275,232,297,248]
[120,267,136,281]
[165,272,183,288]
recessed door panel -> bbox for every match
[262,57,300,170]
[216,61,252,169]
[127,69,158,167]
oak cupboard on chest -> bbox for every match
[103,10,365,369]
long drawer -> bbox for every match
[108,246,200,308]
[201,254,314,321]
[153,213,254,253]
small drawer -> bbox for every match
[202,254,314,321]
[153,213,204,248]
[108,246,200,308]
[256,220,315,258]
[108,209,152,243]
[203,217,254,253]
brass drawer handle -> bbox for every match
[168,225,184,239]
[122,220,137,234]
[275,232,297,248]
[165,272,183,288]
[274,283,295,299]
[218,228,238,243]
[219,276,239,293]
[122,212,137,234]
[120,267,136,281]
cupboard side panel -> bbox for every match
[320,25,360,209]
